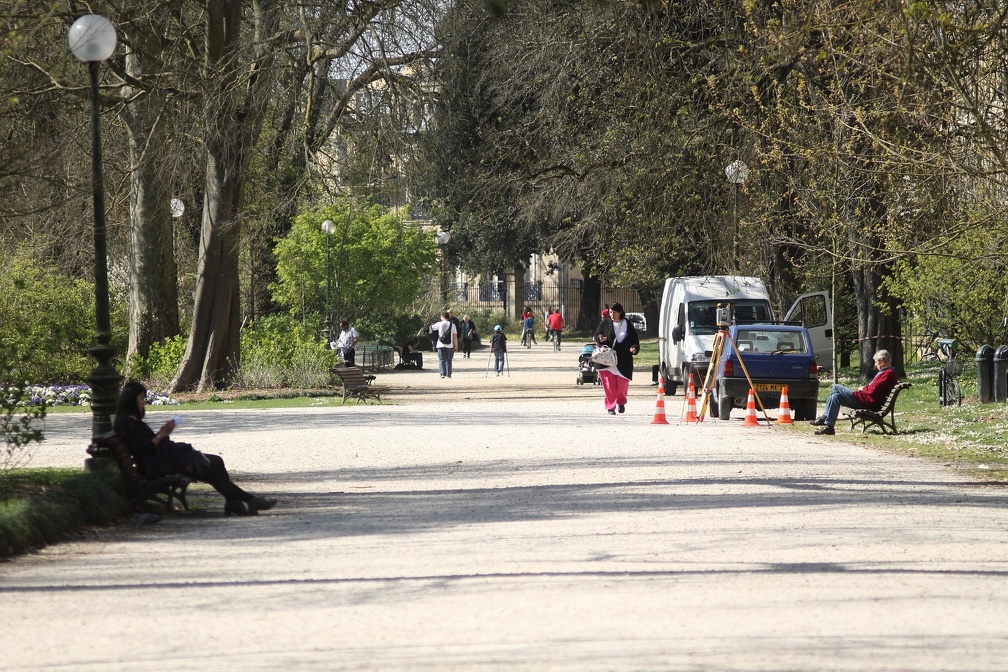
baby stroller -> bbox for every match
[576,343,601,385]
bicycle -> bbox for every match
[937,338,962,407]
[552,329,561,352]
[522,327,534,348]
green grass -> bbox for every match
[0,467,128,558]
[635,338,659,368]
[801,360,1008,480]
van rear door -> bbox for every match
[783,291,833,370]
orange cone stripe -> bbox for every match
[652,376,670,425]
[776,385,793,425]
[742,388,760,427]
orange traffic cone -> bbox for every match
[684,373,699,423]
[776,385,793,425]
[651,376,670,425]
[741,389,760,427]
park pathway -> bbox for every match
[3,343,1008,670]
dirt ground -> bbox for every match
[4,344,1008,671]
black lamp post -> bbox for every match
[321,219,336,343]
[724,159,748,273]
[436,231,450,304]
[69,14,122,444]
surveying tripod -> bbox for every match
[695,304,772,424]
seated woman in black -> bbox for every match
[113,381,277,516]
[399,337,423,369]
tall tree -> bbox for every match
[171,0,282,391]
[122,5,183,361]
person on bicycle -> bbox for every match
[547,309,564,350]
[810,349,898,436]
[521,312,536,346]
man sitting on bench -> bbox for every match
[810,349,898,436]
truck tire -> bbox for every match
[719,394,733,421]
[660,363,677,396]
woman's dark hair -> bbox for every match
[610,302,624,315]
[113,381,148,432]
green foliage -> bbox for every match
[271,200,439,337]
[236,314,340,389]
[1,375,47,471]
[124,335,188,390]
[884,230,1008,352]
[0,250,95,383]
[0,467,127,558]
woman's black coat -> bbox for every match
[594,318,640,380]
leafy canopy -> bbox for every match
[271,199,439,339]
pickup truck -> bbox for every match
[710,323,820,421]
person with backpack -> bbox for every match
[429,310,459,378]
[490,324,508,376]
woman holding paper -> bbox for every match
[113,381,277,516]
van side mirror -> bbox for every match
[671,325,684,343]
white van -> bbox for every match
[657,276,832,395]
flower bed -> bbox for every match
[21,385,178,407]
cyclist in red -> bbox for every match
[547,310,565,350]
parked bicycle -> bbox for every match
[937,338,962,407]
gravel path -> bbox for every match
[4,345,1008,670]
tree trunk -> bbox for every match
[511,263,524,321]
[123,24,179,361]
[579,274,602,332]
[852,265,905,381]
[171,0,280,391]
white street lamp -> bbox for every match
[724,160,748,273]
[170,197,185,219]
[321,220,336,341]
[68,15,117,63]
[69,14,120,450]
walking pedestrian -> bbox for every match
[460,314,478,359]
[490,324,508,376]
[594,303,640,415]
[429,310,459,378]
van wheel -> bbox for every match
[719,394,733,421]
[667,381,678,396]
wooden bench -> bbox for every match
[331,365,389,403]
[843,382,912,435]
[88,432,192,511]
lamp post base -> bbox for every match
[85,336,121,471]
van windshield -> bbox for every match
[688,300,773,335]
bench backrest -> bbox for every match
[877,382,911,413]
[92,432,145,483]
[333,365,370,387]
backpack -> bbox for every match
[438,324,453,345]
